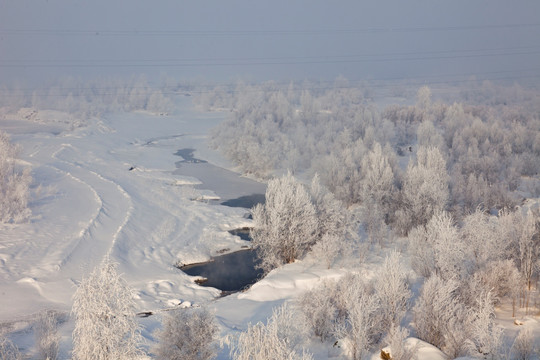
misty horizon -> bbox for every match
[1,0,540,87]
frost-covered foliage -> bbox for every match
[202,80,540,224]
[71,258,142,360]
[230,304,312,360]
[359,142,395,244]
[511,328,536,360]
[465,292,504,359]
[409,211,464,280]
[0,76,176,119]
[382,325,416,360]
[333,276,381,360]
[374,251,411,335]
[251,172,318,271]
[0,337,23,360]
[396,146,449,235]
[0,130,31,223]
[298,272,409,360]
[153,307,218,360]
[412,275,468,357]
[35,310,61,360]
[299,279,340,342]
[413,275,504,359]
[252,172,352,272]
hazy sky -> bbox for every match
[1,0,540,86]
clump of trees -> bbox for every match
[0,130,31,223]
[297,252,411,360]
[0,75,177,121]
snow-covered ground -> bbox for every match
[0,99,269,356]
[1,98,538,359]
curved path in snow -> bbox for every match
[46,143,133,278]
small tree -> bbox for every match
[299,279,339,341]
[231,305,312,360]
[35,310,60,360]
[251,172,318,272]
[382,325,417,360]
[397,146,449,234]
[71,258,142,360]
[511,328,535,360]
[465,292,503,359]
[0,337,23,360]
[374,251,411,335]
[153,307,218,360]
[0,130,31,223]
[333,277,381,360]
[413,275,466,354]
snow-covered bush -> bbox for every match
[511,328,536,360]
[0,337,23,360]
[299,279,339,341]
[409,211,465,281]
[251,172,318,272]
[71,258,142,360]
[465,292,503,359]
[357,142,396,244]
[153,307,218,360]
[231,304,312,360]
[413,275,468,356]
[35,310,61,360]
[374,251,411,335]
[334,279,380,360]
[0,130,31,223]
[382,325,417,360]
[397,146,449,234]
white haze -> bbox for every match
[1,0,540,85]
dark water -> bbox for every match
[221,193,265,208]
[228,228,253,241]
[180,250,263,292]
[174,148,207,164]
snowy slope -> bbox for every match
[0,100,270,355]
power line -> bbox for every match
[3,45,540,65]
[1,23,540,37]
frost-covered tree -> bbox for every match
[397,146,449,234]
[409,211,465,281]
[251,172,318,272]
[71,258,142,360]
[359,142,395,244]
[35,310,60,360]
[0,337,23,360]
[0,130,31,223]
[511,328,535,360]
[299,280,339,341]
[382,325,417,360]
[413,275,467,355]
[310,174,350,241]
[374,251,411,334]
[153,307,218,360]
[231,305,312,360]
[334,280,380,360]
[465,292,503,359]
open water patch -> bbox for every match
[228,227,253,241]
[179,250,263,293]
[174,148,207,164]
[221,193,265,209]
